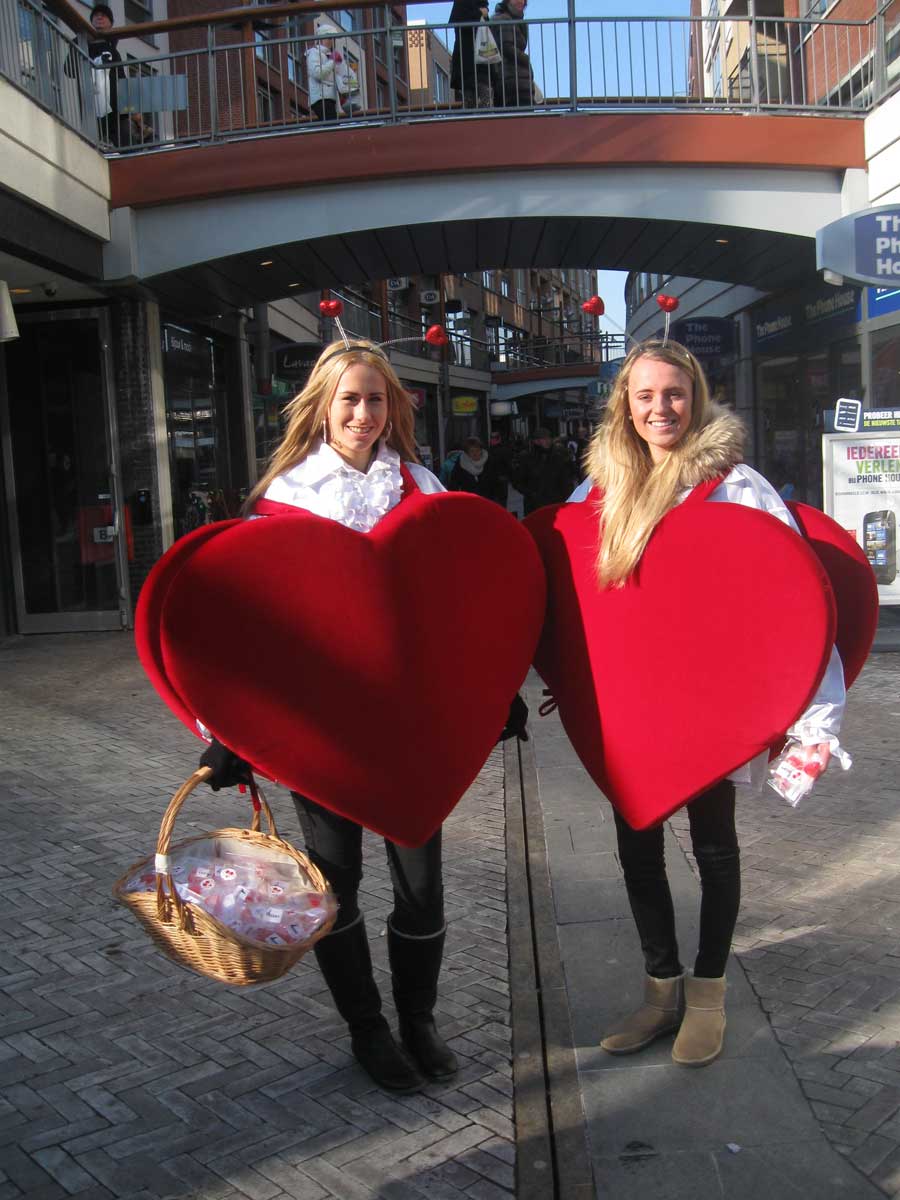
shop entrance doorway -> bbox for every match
[0,311,129,633]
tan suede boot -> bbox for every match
[600,974,684,1055]
[671,974,726,1067]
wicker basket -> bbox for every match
[112,767,336,986]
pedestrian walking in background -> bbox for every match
[511,427,578,514]
[449,436,491,495]
[480,429,514,507]
[449,0,493,109]
[491,0,535,108]
[566,339,848,1067]
[198,339,457,1094]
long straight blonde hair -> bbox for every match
[586,339,734,587]
[246,339,419,511]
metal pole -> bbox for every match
[207,23,219,139]
[567,0,577,111]
[748,0,761,109]
[437,273,448,463]
[874,1,887,102]
[385,6,398,124]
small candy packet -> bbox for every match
[766,740,828,807]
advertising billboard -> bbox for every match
[822,410,900,605]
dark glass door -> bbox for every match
[1,313,126,632]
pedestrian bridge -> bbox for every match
[106,109,866,315]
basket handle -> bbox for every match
[154,767,280,928]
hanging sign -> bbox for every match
[817,204,900,286]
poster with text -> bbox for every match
[823,430,900,605]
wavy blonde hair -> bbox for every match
[586,339,732,587]
[246,339,419,511]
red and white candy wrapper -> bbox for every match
[766,738,851,807]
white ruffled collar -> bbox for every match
[271,439,404,532]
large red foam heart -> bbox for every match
[524,492,836,830]
[150,494,545,846]
[786,501,878,688]
[136,520,242,733]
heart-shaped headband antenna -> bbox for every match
[581,295,640,350]
[655,293,680,345]
[319,300,449,355]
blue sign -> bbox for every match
[671,317,735,358]
[752,283,860,352]
[869,286,900,318]
[855,211,900,283]
[818,205,900,287]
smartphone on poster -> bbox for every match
[863,509,897,584]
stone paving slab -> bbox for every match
[0,634,515,1200]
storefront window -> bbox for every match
[162,322,232,536]
[756,336,862,507]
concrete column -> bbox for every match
[736,311,758,464]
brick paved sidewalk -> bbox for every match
[670,654,900,1197]
[0,634,515,1200]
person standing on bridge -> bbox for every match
[449,0,494,110]
[565,339,848,1067]
[491,0,535,108]
[306,18,349,122]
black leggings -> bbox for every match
[614,780,740,979]
[292,794,444,937]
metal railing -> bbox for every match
[2,2,897,153]
[0,0,96,143]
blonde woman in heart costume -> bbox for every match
[199,339,527,1092]
[567,339,847,1066]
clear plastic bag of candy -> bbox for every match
[766,740,828,807]
[121,834,338,945]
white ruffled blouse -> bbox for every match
[264,439,444,532]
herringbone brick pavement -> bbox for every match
[0,634,514,1200]
[671,654,900,1197]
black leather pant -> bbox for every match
[292,794,444,937]
[614,780,741,979]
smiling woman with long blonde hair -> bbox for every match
[566,338,848,1067]
[204,338,458,1095]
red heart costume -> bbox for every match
[136,451,545,847]
[524,460,872,832]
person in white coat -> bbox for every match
[569,338,848,1067]
[306,19,349,121]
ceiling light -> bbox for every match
[288,282,299,288]
[9,286,31,295]
[715,238,729,245]
[260,260,274,267]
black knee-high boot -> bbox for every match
[314,915,423,1092]
[388,922,458,1080]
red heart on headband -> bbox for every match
[425,324,449,346]
[656,294,679,313]
[523,488,836,830]
[319,299,344,318]
[144,493,546,847]
[581,296,605,316]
